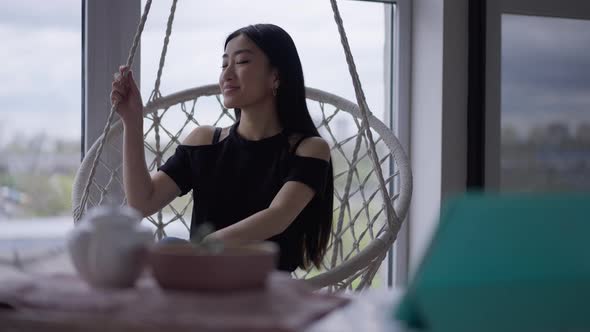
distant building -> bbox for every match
[575,122,590,144]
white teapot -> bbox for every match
[67,205,154,289]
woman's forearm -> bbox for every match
[209,207,290,247]
[122,119,153,212]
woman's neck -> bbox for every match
[237,99,282,140]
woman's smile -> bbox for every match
[223,85,240,94]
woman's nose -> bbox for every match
[221,65,235,82]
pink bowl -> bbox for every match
[148,241,279,292]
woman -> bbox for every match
[111,24,333,272]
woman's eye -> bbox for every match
[221,60,249,69]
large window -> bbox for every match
[0,2,81,249]
[500,14,590,191]
[484,0,590,190]
[140,0,388,126]
[0,0,410,287]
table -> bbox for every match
[0,248,411,332]
[307,288,409,332]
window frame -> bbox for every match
[483,0,590,189]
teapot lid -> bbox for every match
[82,204,143,227]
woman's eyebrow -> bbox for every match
[222,49,254,58]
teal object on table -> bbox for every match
[395,193,590,332]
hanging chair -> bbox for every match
[72,0,412,291]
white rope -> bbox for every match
[73,0,154,222]
[329,0,402,286]
[149,0,178,102]
[145,0,179,238]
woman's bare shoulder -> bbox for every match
[288,134,331,161]
[182,125,231,146]
[182,126,216,146]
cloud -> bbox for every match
[0,0,80,29]
[501,13,590,133]
[0,109,81,141]
[0,26,81,113]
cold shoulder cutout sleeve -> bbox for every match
[158,145,193,196]
[284,155,330,197]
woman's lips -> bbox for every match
[223,86,239,94]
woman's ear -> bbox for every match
[271,68,280,88]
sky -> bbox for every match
[0,0,81,143]
[0,0,387,144]
[501,14,590,138]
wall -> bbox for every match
[408,0,469,275]
[85,0,140,151]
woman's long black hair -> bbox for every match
[224,24,334,269]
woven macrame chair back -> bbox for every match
[72,83,412,291]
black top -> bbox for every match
[158,122,329,271]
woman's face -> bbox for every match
[219,34,277,109]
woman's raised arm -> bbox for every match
[111,65,180,217]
